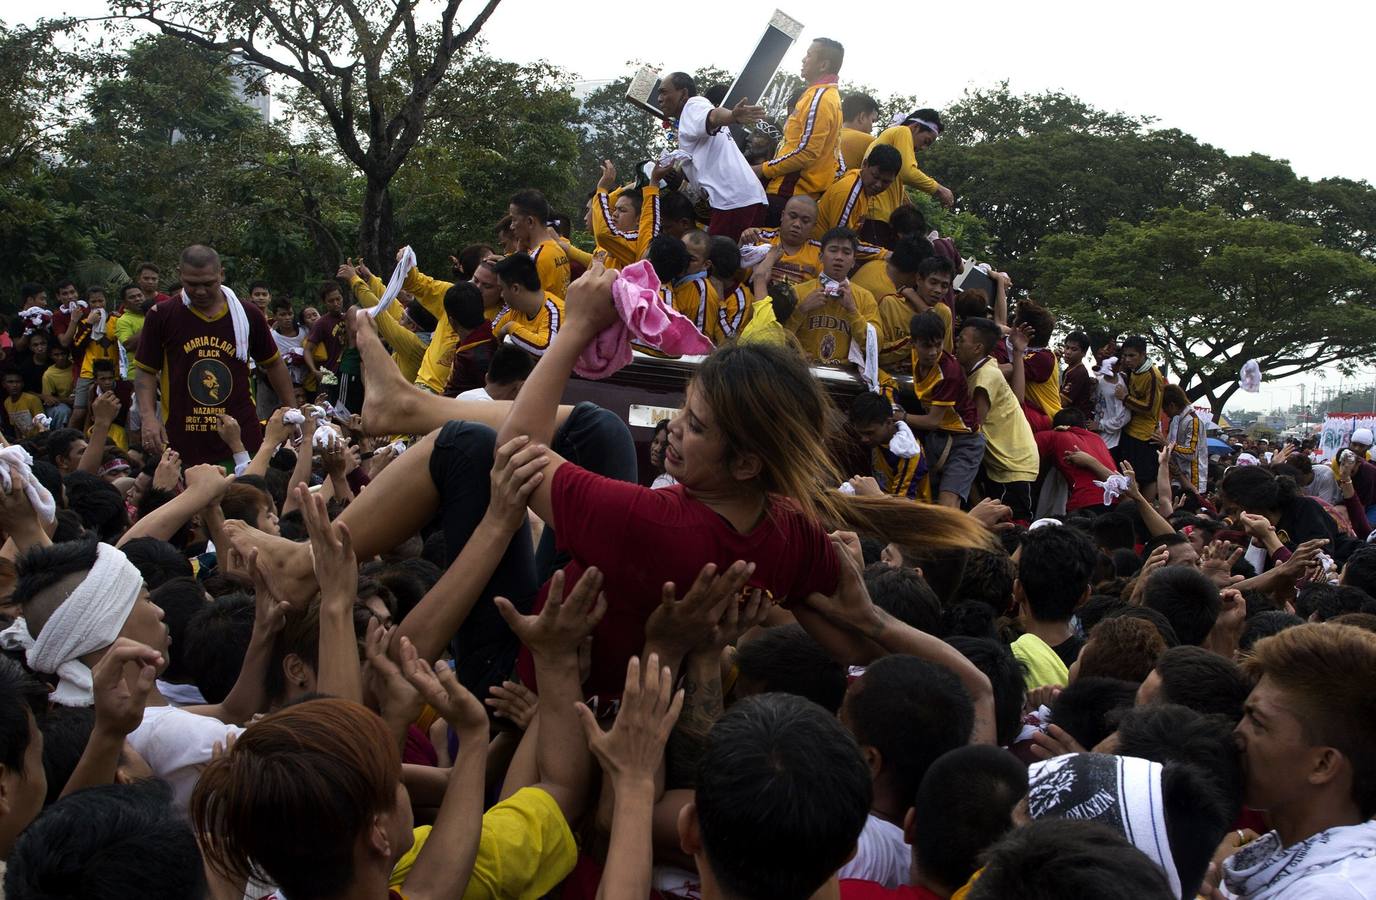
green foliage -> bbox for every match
[1035,207,1376,412]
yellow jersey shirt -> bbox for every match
[528,239,570,300]
[402,267,461,392]
[752,231,889,286]
[851,258,896,303]
[864,125,940,223]
[967,357,1040,483]
[493,292,564,357]
[814,169,870,239]
[838,126,874,172]
[786,279,880,366]
[4,393,45,437]
[1125,365,1165,441]
[78,315,120,380]
[877,294,952,373]
[760,80,843,198]
[590,187,647,269]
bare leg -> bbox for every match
[226,428,445,604]
[352,308,574,437]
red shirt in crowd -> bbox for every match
[134,297,279,466]
[1061,362,1095,418]
[840,879,945,900]
[519,462,841,699]
[307,310,346,373]
[1034,425,1118,512]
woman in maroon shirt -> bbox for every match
[232,261,990,699]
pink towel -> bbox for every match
[573,260,715,379]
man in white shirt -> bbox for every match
[656,72,769,240]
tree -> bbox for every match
[118,0,503,265]
[1035,207,1376,414]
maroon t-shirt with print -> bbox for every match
[134,296,279,466]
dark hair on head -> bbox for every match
[842,92,879,120]
[1013,298,1055,347]
[810,36,845,71]
[19,282,44,302]
[917,254,957,280]
[85,285,106,301]
[888,205,927,239]
[946,636,1027,746]
[1115,703,1245,823]
[1162,384,1189,410]
[695,693,870,900]
[456,243,494,280]
[953,289,990,321]
[706,235,740,280]
[221,482,273,528]
[117,282,142,304]
[490,253,542,292]
[14,541,103,625]
[969,818,1176,900]
[1332,611,1376,633]
[889,235,934,275]
[248,280,271,294]
[90,358,117,377]
[361,558,441,622]
[701,83,727,105]
[1341,546,1376,599]
[766,280,798,323]
[1242,623,1376,817]
[819,226,860,253]
[316,280,342,303]
[0,655,49,783]
[913,745,1026,892]
[1152,645,1251,721]
[442,282,485,329]
[909,309,947,346]
[1018,525,1097,622]
[1049,676,1138,748]
[1051,407,1087,429]
[904,107,944,133]
[1065,330,1090,351]
[150,576,207,683]
[268,296,294,316]
[847,391,893,429]
[6,780,207,900]
[665,71,697,95]
[38,705,95,806]
[192,699,401,900]
[1220,464,1300,516]
[962,317,1002,356]
[509,188,551,222]
[486,343,535,387]
[53,278,77,295]
[1077,615,1165,683]
[42,428,85,467]
[957,548,1016,613]
[547,212,572,238]
[31,460,60,506]
[265,602,320,704]
[733,624,847,712]
[653,418,670,438]
[863,563,941,635]
[1121,335,1148,354]
[1109,547,1144,578]
[1241,608,1304,649]
[1142,566,1220,646]
[63,471,128,542]
[2,370,24,383]
[1105,606,1179,647]
[865,143,902,176]
[646,233,691,284]
[1297,582,1372,621]
[403,299,438,333]
[658,190,697,227]
[183,594,255,704]
[941,599,998,641]
[847,655,973,800]
[1077,593,1128,634]
[50,510,88,544]
[1090,511,1136,551]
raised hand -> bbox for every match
[90,638,163,739]
[484,436,550,533]
[495,567,607,659]
[576,653,683,785]
[398,635,487,735]
[298,484,357,608]
[644,560,756,664]
[486,680,538,730]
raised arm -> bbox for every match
[118,464,232,547]
[300,486,363,702]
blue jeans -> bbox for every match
[44,403,71,429]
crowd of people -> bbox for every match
[0,31,1372,900]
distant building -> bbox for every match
[228,54,271,124]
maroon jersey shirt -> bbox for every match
[134,297,278,466]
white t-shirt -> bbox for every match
[128,705,244,810]
[272,326,308,385]
[457,386,492,402]
[676,96,768,212]
[651,473,678,490]
[836,813,912,888]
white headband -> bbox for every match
[0,543,144,706]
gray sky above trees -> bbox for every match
[10,0,1374,412]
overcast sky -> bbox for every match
[11,0,1373,412]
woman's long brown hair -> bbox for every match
[693,343,995,552]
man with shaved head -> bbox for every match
[133,244,293,466]
[741,195,886,285]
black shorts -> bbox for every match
[1112,434,1157,480]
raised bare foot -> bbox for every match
[352,307,420,436]
[223,519,319,607]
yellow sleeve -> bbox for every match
[402,267,454,320]
[563,241,593,269]
[590,189,639,265]
[532,243,570,299]
[502,296,563,357]
[637,185,661,248]
[814,177,849,238]
[739,296,790,347]
[848,287,881,350]
[854,236,890,263]
[459,787,577,900]
[761,87,841,179]
[886,126,938,195]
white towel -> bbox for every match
[183,285,250,363]
[847,322,880,394]
[367,247,417,320]
[18,307,51,335]
[888,421,920,459]
[0,543,144,706]
[282,409,306,426]
[739,243,774,269]
[59,300,88,316]
[0,445,56,524]
[1239,359,1262,393]
[1093,473,1131,506]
